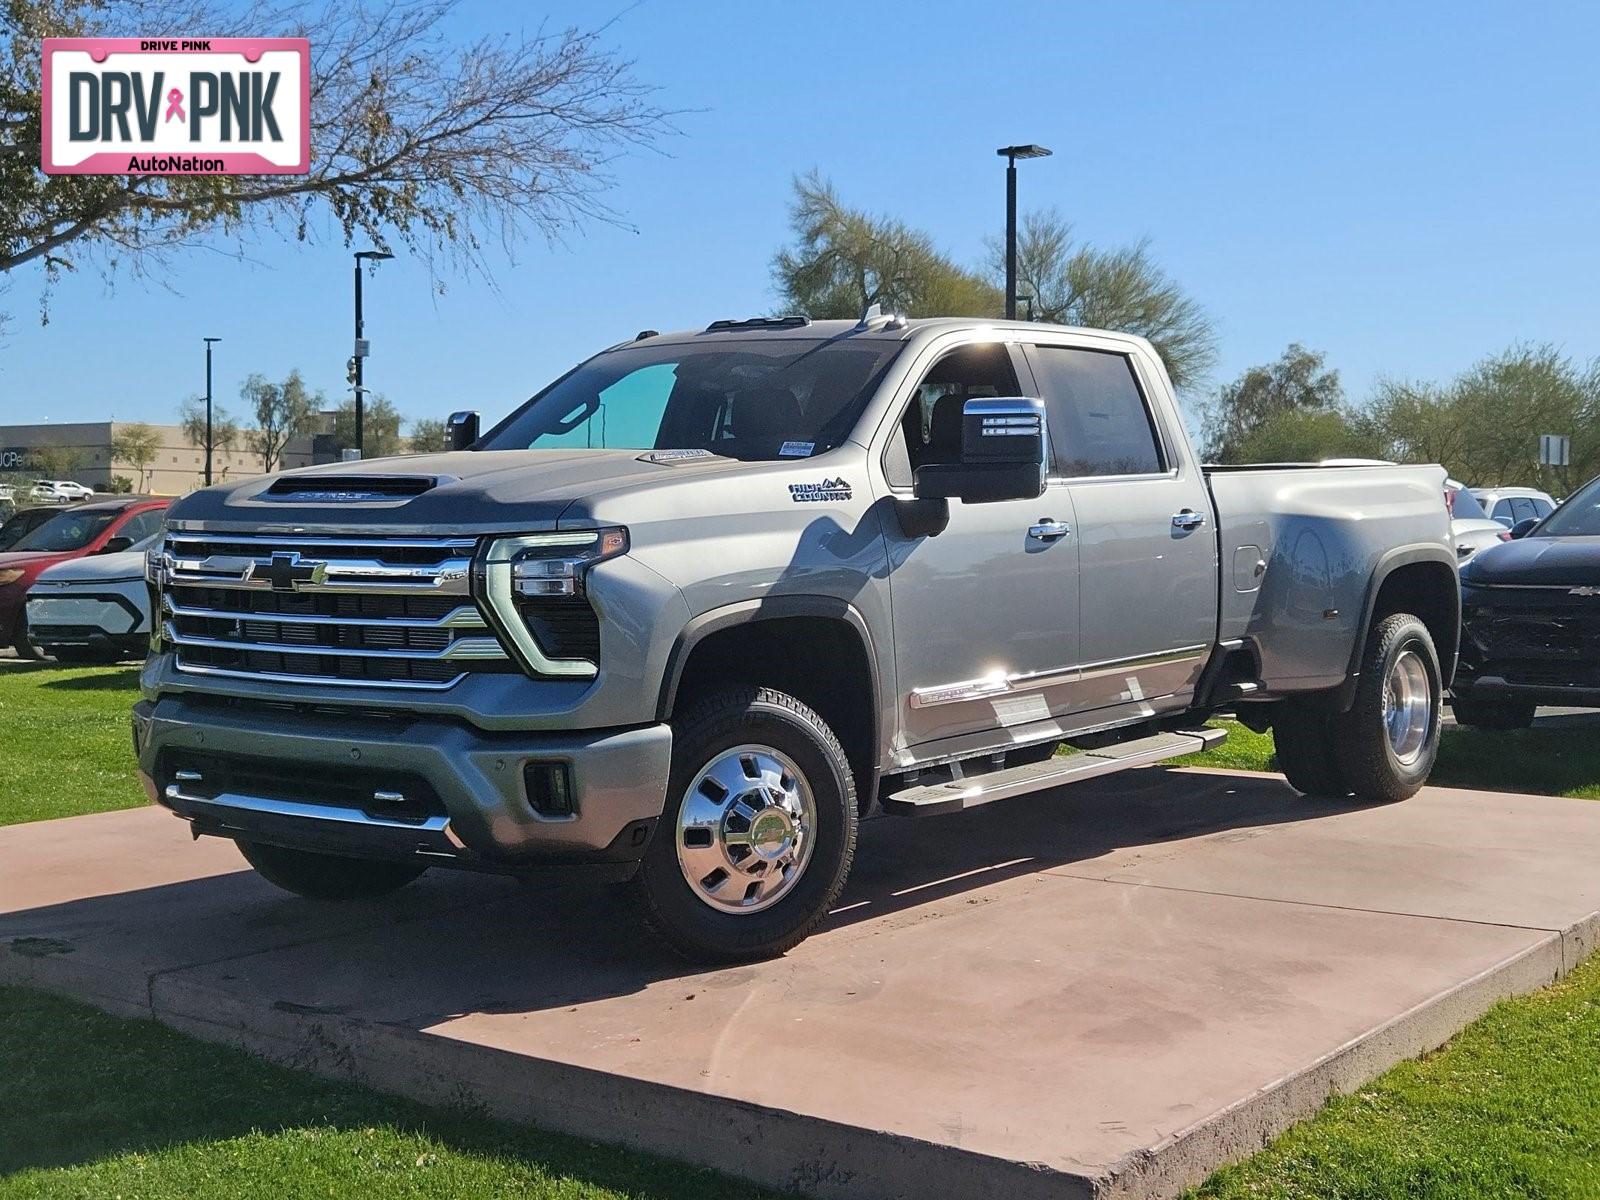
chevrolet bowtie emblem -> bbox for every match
[1571,586,1600,597]
[246,551,328,592]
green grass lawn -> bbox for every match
[1177,719,1600,800]
[1189,949,1600,1199]
[0,662,147,826]
[0,985,768,1200]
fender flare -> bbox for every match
[655,594,889,799]
[1335,543,1461,711]
[658,594,884,717]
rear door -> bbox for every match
[1020,340,1218,716]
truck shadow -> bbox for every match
[3,767,1366,1037]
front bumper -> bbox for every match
[27,582,148,651]
[134,695,673,872]
[1455,583,1600,709]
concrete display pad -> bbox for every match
[5,768,1600,1199]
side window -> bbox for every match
[1510,497,1539,524]
[1491,499,1516,523]
[886,343,1021,487]
[1531,498,1554,518]
[1027,346,1163,478]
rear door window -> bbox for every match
[1024,346,1164,478]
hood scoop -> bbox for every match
[264,474,443,502]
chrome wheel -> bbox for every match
[1382,649,1433,764]
[676,744,816,914]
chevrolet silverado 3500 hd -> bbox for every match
[136,315,1460,961]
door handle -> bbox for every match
[1172,509,1206,531]
[1028,519,1071,542]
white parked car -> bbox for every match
[24,531,159,663]
[1446,479,1512,564]
[30,480,96,503]
[1469,485,1557,530]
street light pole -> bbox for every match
[996,144,1052,321]
[352,250,395,458]
[202,336,221,485]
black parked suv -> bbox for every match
[1453,473,1600,729]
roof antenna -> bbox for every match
[857,302,896,331]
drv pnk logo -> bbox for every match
[41,38,309,175]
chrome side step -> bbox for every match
[882,728,1226,817]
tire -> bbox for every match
[237,841,426,901]
[629,686,858,963]
[1332,613,1443,804]
[1271,696,1350,798]
[1450,694,1535,731]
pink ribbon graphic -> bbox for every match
[164,88,185,123]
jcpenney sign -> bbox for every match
[42,38,309,175]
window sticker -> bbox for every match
[779,441,815,458]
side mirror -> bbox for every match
[1493,516,1514,529]
[1510,518,1539,540]
[447,410,480,451]
[913,398,1047,504]
[98,536,134,554]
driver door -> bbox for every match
[878,340,1081,752]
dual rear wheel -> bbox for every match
[1273,613,1443,803]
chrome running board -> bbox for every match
[882,728,1226,817]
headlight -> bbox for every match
[479,528,627,678]
[0,568,24,586]
[507,528,628,597]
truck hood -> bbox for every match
[1461,535,1600,587]
[164,448,755,533]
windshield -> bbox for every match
[1537,476,1600,537]
[480,336,904,461]
[14,510,116,552]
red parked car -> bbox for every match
[0,498,169,658]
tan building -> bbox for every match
[0,420,322,497]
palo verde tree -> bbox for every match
[178,394,240,475]
[109,420,160,490]
[407,416,449,454]
[331,392,403,458]
[1200,343,1353,463]
[772,173,1215,391]
[0,0,670,318]
[994,211,1215,390]
[241,368,316,473]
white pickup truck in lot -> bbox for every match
[136,315,1460,960]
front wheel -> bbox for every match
[629,686,858,963]
[1333,613,1443,803]
[237,841,426,900]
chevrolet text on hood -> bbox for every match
[137,314,1462,962]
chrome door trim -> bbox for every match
[908,645,1207,709]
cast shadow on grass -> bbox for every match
[37,666,142,692]
[0,984,775,1198]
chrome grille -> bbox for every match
[158,532,510,689]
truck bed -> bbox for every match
[1204,462,1452,693]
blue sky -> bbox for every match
[5,0,1598,431]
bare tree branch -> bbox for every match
[1,0,674,306]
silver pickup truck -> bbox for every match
[135,315,1459,961]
